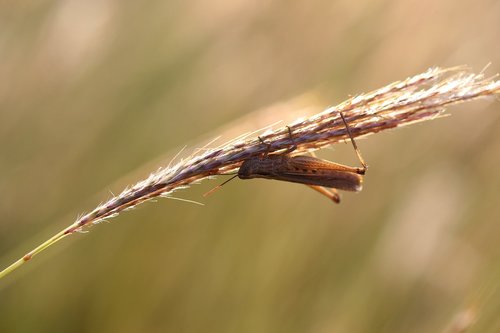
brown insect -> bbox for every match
[206,112,367,203]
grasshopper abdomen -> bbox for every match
[238,154,363,192]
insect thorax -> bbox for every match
[238,155,286,179]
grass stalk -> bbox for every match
[1,66,499,280]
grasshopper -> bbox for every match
[206,112,367,203]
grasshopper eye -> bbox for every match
[238,160,253,179]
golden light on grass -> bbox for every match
[0,66,499,280]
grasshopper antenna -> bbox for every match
[203,174,238,197]
[339,111,368,174]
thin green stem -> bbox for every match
[0,228,72,279]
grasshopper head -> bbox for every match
[238,159,255,179]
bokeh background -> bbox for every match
[1,1,500,332]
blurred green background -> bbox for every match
[1,1,500,332]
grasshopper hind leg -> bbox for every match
[307,185,341,203]
[339,111,367,174]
